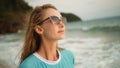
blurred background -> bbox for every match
[0,0,120,68]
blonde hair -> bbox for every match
[19,4,63,63]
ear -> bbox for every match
[34,25,44,35]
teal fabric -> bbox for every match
[19,49,74,68]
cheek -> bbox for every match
[43,25,58,39]
[45,25,58,33]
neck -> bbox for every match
[37,39,59,61]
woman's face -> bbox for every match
[40,8,65,41]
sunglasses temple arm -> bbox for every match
[37,17,50,25]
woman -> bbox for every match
[19,4,74,68]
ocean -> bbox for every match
[0,17,120,68]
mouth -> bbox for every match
[58,30,64,33]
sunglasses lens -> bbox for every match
[51,16,67,24]
[51,16,60,24]
[62,17,67,24]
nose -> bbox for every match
[59,21,65,28]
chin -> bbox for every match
[58,36,65,40]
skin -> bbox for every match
[34,8,65,61]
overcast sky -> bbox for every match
[25,0,120,21]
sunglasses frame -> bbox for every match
[37,16,66,25]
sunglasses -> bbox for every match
[37,16,67,25]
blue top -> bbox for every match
[19,49,74,68]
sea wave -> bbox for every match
[79,26,120,32]
[88,26,120,32]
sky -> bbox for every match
[25,0,120,21]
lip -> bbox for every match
[58,30,64,33]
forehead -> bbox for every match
[43,8,61,19]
